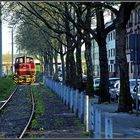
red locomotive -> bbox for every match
[13,55,36,84]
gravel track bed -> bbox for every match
[0,102,4,107]
[0,85,32,138]
[24,84,89,138]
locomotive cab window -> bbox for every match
[26,57,34,63]
[15,57,23,63]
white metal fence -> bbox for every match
[43,76,113,138]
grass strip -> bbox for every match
[0,76,16,100]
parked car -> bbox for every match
[93,77,120,96]
[131,84,140,110]
[81,75,87,91]
[109,80,120,101]
[109,79,140,101]
[58,73,63,82]
[93,77,100,94]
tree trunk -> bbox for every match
[44,52,49,77]
[64,4,77,88]
[59,41,65,84]
[76,42,82,91]
[65,52,71,85]
[70,48,77,89]
[84,6,94,97]
[48,47,54,78]
[85,38,94,97]
[96,7,110,103]
[115,2,136,112]
[116,25,132,112]
[53,50,58,81]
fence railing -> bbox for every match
[43,76,113,138]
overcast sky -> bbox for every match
[2,21,17,55]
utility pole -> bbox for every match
[8,26,14,75]
[11,27,13,75]
[0,3,2,78]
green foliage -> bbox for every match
[30,86,45,132]
[36,72,43,83]
[28,133,37,138]
[74,118,84,128]
[39,127,44,131]
[44,86,54,97]
[33,86,45,116]
[82,131,89,136]
[31,119,39,130]
[0,77,16,100]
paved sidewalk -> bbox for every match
[93,98,140,138]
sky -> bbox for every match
[2,21,17,55]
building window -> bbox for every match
[110,60,114,64]
[112,49,115,56]
[111,49,114,57]
[111,32,112,40]
[113,31,115,40]
[108,65,110,72]
[112,64,114,72]
[131,62,133,73]
[110,65,112,72]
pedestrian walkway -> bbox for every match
[93,98,140,138]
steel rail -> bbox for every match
[19,86,35,138]
[0,86,18,110]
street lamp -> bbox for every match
[8,26,14,75]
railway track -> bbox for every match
[0,85,35,138]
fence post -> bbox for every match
[95,107,101,138]
[85,95,89,132]
[89,99,95,138]
[67,87,70,109]
[59,83,62,97]
[75,90,79,117]
[61,84,63,100]
[63,85,66,104]
[65,86,68,106]
[70,88,73,111]
[77,92,81,118]
[105,113,113,138]
[58,83,61,96]
[80,92,84,123]
[72,89,74,112]
[74,90,78,116]
[73,90,76,113]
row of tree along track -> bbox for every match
[0,85,35,138]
